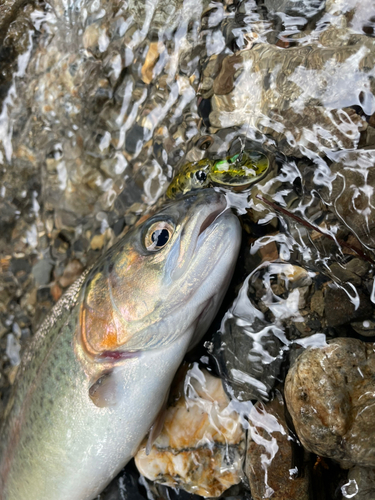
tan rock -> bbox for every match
[246,397,309,500]
[135,364,245,497]
[50,281,62,302]
[285,338,375,468]
[58,259,84,288]
[310,290,324,317]
[82,24,99,50]
[258,241,279,263]
[141,42,163,85]
[90,233,106,250]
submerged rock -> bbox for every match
[324,285,372,327]
[318,150,375,249]
[285,338,375,468]
[212,270,286,402]
[346,466,375,500]
[246,396,310,500]
[264,0,326,18]
[214,315,284,402]
[135,364,245,498]
[208,26,374,157]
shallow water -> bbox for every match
[2,0,375,498]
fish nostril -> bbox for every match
[199,208,225,235]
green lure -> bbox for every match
[166,150,269,199]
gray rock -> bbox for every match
[324,285,373,328]
[6,333,21,366]
[351,320,375,337]
[285,338,375,468]
[346,466,375,500]
[213,313,284,402]
[31,258,54,286]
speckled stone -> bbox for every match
[135,364,245,498]
[285,338,375,468]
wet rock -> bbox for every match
[214,316,283,402]
[141,42,164,85]
[324,285,372,327]
[50,281,62,302]
[264,0,326,17]
[31,258,54,286]
[319,151,375,249]
[135,364,245,498]
[350,320,375,338]
[5,333,21,366]
[212,273,285,402]
[344,259,371,278]
[310,290,325,317]
[246,396,309,500]
[90,233,107,251]
[7,365,19,385]
[258,240,279,263]
[285,338,375,468]
[346,466,375,500]
[329,262,362,287]
[208,26,373,157]
[57,259,84,288]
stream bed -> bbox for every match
[2,0,375,498]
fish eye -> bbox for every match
[195,170,207,183]
[145,221,174,251]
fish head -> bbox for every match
[79,189,241,359]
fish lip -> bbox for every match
[198,206,227,236]
[169,190,228,281]
[181,209,240,338]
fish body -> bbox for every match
[0,189,241,500]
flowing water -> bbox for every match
[2,0,375,498]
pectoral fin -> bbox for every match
[89,371,118,408]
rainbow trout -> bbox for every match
[0,189,241,500]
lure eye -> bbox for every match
[195,170,207,183]
[145,221,174,251]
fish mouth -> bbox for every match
[170,191,228,282]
